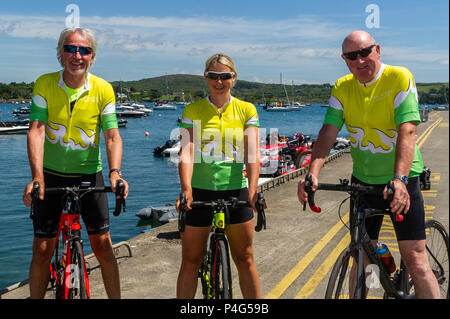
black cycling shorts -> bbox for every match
[186,188,254,227]
[350,176,426,241]
[32,169,110,238]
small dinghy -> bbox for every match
[136,205,178,223]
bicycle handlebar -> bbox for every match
[30,180,126,218]
[178,192,267,232]
[303,173,403,222]
[190,199,249,208]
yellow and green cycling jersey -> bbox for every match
[30,71,118,175]
[180,96,259,191]
[324,63,423,184]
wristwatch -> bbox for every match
[109,168,122,178]
[393,174,408,186]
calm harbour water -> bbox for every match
[0,101,331,289]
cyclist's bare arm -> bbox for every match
[178,127,194,210]
[298,124,340,206]
[24,120,46,206]
[244,126,260,210]
[104,128,129,199]
[387,121,418,215]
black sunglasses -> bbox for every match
[343,44,376,61]
[63,45,93,55]
[205,71,235,80]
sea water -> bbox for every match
[0,102,331,289]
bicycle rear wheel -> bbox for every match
[68,240,89,299]
[424,219,449,299]
[325,247,365,299]
[210,238,233,299]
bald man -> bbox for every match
[298,31,440,298]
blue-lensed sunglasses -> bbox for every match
[63,45,93,55]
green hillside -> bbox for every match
[110,75,449,105]
[1,75,448,105]
[111,74,334,104]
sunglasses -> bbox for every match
[205,71,235,80]
[343,44,376,61]
[63,45,93,55]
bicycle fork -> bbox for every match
[353,210,408,299]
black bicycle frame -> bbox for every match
[350,199,409,299]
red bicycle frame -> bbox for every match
[50,209,90,299]
[31,180,126,299]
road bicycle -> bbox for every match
[303,174,449,299]
[30,180,126,299]
[178,192,266,299]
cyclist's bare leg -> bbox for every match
[226,219,261,299]
[177,225,211,298]
[89,232,121,299]
[29,237,57,299]
[398,239,441,299]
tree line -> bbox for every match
[1,76,448,105]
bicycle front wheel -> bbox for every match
[325,247,365,299]
[68,240,89,299]
[425,219,449,299]
[210,238,232,299]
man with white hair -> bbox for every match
[23,27,129,299]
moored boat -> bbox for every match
[0,120,29,135]
[153,102,177,110]
[118,118,128,128]
[136,205,178,223]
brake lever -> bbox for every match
[178,192,187,232]
[113,180,126,216]
[303,174,321,213]
[255,192,266,232]
[30,182,40,219]
[387,180,403,222]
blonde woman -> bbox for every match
[177,53,261,298]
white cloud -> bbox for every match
[0,14,62,40]
[2,13,446,66]
[0,13,447,83]
[0,13,345,54]
[382,46,449,66]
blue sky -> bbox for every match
[0,0,448,84]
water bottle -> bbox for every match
[376,243,396,274]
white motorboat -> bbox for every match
[116,104,145,117]
[265,106,292,112]
[132,103,153,114]
[0,120,29,134]
[161,140,180,156]
[116,109,145,118]
[153,103,177,110]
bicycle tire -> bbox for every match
[199,248,211,299]
[210,238,233,299]
[396,219,449,299]
[424,219,449,299]
[68,240,89,299]
[295,150,312,169]
[325,246,366,299]
[50,238,64,299]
